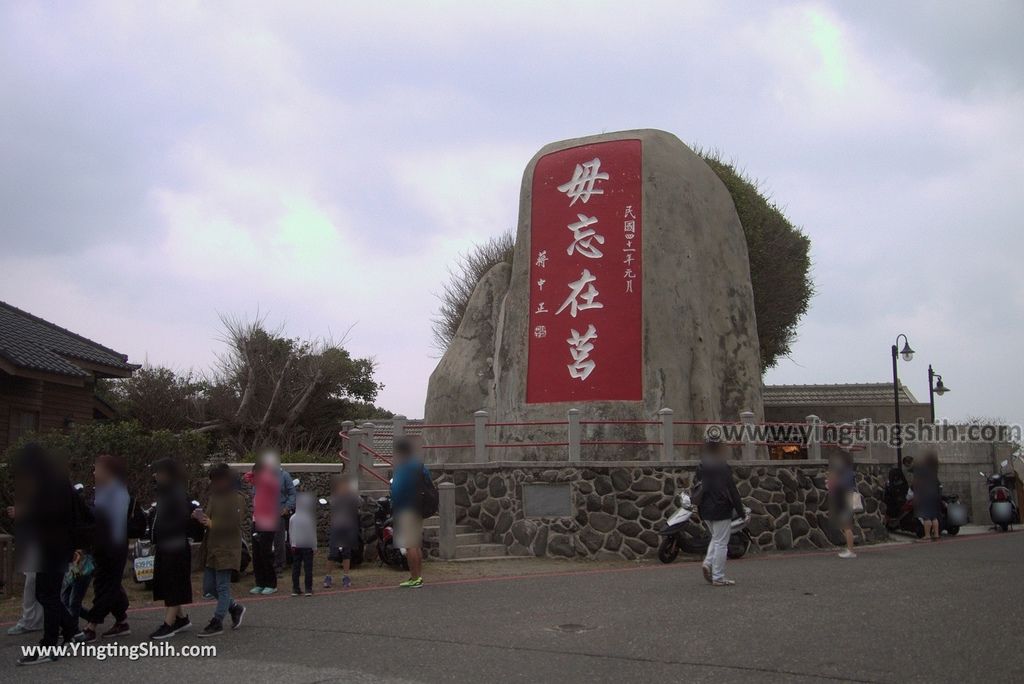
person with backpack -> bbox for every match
[78,454,132,641]
[10,443,84,665]
[389,437,434,589]
[693,435,747,587]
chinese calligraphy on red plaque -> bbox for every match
[526,139,643,403]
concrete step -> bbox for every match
[422,525,478,538]
[445,555,534,563]
[445,532,491,545]
[454,543,508,559]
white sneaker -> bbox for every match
[838,549,857,559]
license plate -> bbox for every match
[134,556,154,582]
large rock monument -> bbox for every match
[426,129,763,461]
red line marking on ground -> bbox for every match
[0,529,1014,628]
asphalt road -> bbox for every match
[2,532,1022,683]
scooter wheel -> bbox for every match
[726,537,750,559]
[945,526,960,536]
[657,537,680,564]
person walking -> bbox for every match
[6,573,43,637]
[148,458,193,640]
[694,437,747,587]
[244,455,281,594]
[828,451,858,559]
[6,499,42,637]
[78,454,131,641]
[912,452,942,541]
[390,438,431,589]
[11,444,83,665]
[289,493,317,596]
[195,463,247,637]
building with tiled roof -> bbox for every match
[762,382,929,425]
[0,301,137,447]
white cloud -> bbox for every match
[1,1,1022,426]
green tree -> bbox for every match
[194,315,390,453]
[100,366,206,432]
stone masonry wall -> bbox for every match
[431,461,889,560]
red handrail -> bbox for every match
[420,443,474,449]
[360,442,392,466]
[337,451,390,484]
[580,419,660,426]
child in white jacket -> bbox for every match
[289,493,318,596]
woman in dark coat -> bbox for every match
[912,452,942,542]
[149,458,193,639]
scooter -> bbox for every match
[657,493,752,563]
[130,498,248,586]
[885,485,966,537]
[980,460,1019,531]
[883,468,967,537]
[373,495,408,570]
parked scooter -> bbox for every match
[657,493,752,563]
[883,468,967,537]
[131,498,250,586]
[980,460,1020,531]
[373,495,408,569]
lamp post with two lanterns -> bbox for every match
[891,334,914,468]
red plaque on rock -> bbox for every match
[526,139,643,404]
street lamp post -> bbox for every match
[927,365,950,423]
[891,334,914,468]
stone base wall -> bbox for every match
[431,461,889,560]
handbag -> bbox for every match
[847,490,865,514]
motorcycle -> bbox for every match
[657,493,752,563]
[131,498,250,586]
[373,495,408,570]
[980,460,1019,531]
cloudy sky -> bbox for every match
[2,1,1022,425]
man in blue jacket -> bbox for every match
[390,438,429,588]
[271,458,296,573]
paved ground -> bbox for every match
[1,531,1021,683]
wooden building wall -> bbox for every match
[0,372,95,449]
